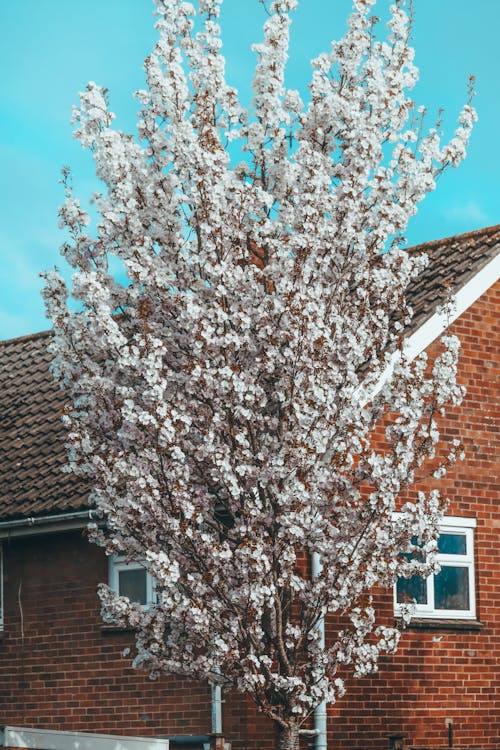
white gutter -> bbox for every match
[312,552,327,750]
[0,510,94,539]
[0,726,168,750]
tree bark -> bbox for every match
[278,723,300,750]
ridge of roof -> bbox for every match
[407,222,500,254]
[0,327,52,348]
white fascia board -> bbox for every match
[1,727,169,750]
[367,252,500,402]
[404,252,500,362]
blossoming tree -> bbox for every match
[43,0,475,747]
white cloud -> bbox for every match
[443,201,490,226]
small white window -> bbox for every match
[394,516,476,620]
[109,556,155,606]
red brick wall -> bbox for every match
[0,530,211,737]
[1,282,498,749]
[323,281,500,750]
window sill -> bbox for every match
[401,618,483,631]
[100,624,136,635]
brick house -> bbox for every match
[0,226,498,750]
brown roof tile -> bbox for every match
[405,224,500,332]
[0,330,88,523]
[0,224,498,523]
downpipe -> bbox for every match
[312,552,327,750]
[211,683,222,734]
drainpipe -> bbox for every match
[211,683,222,735]
[312,552,327,750]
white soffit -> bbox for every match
[0,727,169,750]
[404,251,500,362]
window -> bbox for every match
[394,516,476,620]
[109,555,155,606]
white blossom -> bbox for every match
[42,1,473,745]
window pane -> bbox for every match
[438,533,467,555]
[119,568,148,604]
[396,575,427,605]
[434,566,469,610]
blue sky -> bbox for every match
[0,0,498,339]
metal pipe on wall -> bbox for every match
[312,552,327,750]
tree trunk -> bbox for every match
[278,723,300,750]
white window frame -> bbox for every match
[108,555,155,607]
[394,516,477,620]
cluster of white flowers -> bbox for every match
[43,0,473,743]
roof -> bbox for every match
[0,329,88,523]
[0,224,499,524]
[405,223,500,332]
